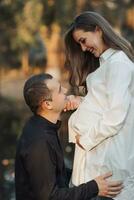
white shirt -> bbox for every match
[69,48,134,200]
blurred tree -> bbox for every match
[0,0,47,72]
[0,96,29,200]
[0,0,23,68]
[55,0,77,33]
[122,3,134,46]
[0,96,30,199]
[28,33,47,70]
[0,0,133,71]
[41,0,77,33]
[14,0,44,74]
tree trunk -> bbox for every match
[21,51,29,76]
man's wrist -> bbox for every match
[87,179,99,197]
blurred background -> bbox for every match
[0,0,134,199]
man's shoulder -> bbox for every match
[17,117,44,148]
[18,115,56,148]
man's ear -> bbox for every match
[42,100,53,110]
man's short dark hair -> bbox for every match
[23,73,53,114]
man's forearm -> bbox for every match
[49,180,98,200]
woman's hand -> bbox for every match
[64,95,83,112]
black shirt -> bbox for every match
[15,114,98,200]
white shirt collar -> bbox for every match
[99,48,117,64]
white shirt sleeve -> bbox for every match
[79,61,132,151]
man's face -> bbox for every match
[46,78,67,113]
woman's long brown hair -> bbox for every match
[64,11,134,95]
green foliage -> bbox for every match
[41,0,77,33]
[0,0,133,68]
[0,95,30,199]
[0,0,44,68]
[14,0,43,50]
[0,0,21,67]
[0,96,29,159]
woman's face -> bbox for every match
[73,28,108,57]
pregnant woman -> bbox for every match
[64,11,134,200]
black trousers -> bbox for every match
[91,197,113,200]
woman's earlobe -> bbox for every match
[95,26,103,37]
[95,26,100,31]
[95,26,102,33]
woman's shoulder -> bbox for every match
[109,50,134,67]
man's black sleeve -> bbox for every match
[25,136,98,200]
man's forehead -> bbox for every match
[46,78,60,90]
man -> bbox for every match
[15,73,122,200]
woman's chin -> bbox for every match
[94,52,100,58]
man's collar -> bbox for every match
[32,114,61,130]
